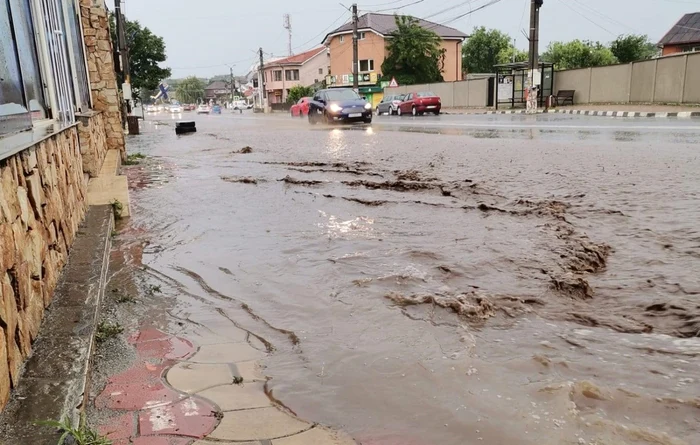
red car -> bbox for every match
[397,91,441,116]
[290,97,311,117]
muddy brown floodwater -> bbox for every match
[125,114,699,445]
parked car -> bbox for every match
[196,104,210,114]
[397,91,441,116]
[290,97,311,117]
[212,105,222,114]
[183,104,195,111]
[308,88,372,124]
[145,105,157,113]
[169,104,183,113]
[376,94,404,116]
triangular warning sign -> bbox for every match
[389,77,398,87]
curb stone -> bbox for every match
[478,109,700,118]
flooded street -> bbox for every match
[124,112,700,445]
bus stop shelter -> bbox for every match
[493,62,555,110]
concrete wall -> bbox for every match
[554,68,591,104]
[76,111,108,178]
[553,52,700,105]
[79,0,124,153]
[0,127,88,408]
[589,64,631,103]
[629,60,656,103]
[655,56,686,103]
[683,53,700,103]
[384,78,490,108]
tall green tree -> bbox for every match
[610,34,657,63]
[462,27,522,74]
[542,40,617,70]
[176,76,205,103]
[110,15,171,97]
[381,15,446,85]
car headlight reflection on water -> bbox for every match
[329,104,343,113]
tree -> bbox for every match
[610,34,657,63]
[542,40,617,70]
[381,15,446,85]
[110,15,171,97]
[176,76,205,103]
[462,27,522,74]
[286,85,314,104]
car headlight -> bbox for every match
[329,104,343,113]
[364,103,372,109]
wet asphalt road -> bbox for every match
[127,110,700,445]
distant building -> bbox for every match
[322,13,467,106]
[262,47,329,104]
[204,81,232,102]
[659,12,700,56]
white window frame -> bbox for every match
[339,35,344,43]
[359,31,366,40]
[359,59,374,72]
[61,0,92,111]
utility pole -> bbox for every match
[352,3,359,91]
[230,66,234,109]
[114,0,131,119]
[527,0,543,113]
[284,14,292,56]
[258,48,266,112]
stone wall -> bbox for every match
[0,127,88,409]
[79,0,125,154]
[76,111,108,178]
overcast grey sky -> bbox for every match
[108,0,698,78]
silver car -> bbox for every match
[375,94,404,116]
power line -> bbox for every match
[371,0,425,13]
[427,0,505,28]
[557,0,615,36]
[422,0,479,20]
[358,0,407,7]
[567,0,638,34]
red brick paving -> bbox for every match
[95,328,218,443]
[138,398,217,438]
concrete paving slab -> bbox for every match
[197,382,271,411]
[167,363,233,394]
[208,407,310,441]
[138,397,218,438]
[188,342,264,364]
[231,360,266,382]
[192,441,260,445]
[271,426,358,445]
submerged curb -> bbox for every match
[481,109,700,118]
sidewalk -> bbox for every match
[95,326,356,444]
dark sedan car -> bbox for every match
[308,88,372,124]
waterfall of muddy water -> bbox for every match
[124,116,700,445]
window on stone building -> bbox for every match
[285,69,299,81]
[274,70,283,81]
[0,0,47,138]
[64,0,91,111]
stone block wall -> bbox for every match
[0,127,88,409]
[76,111,108,178]
[79,0,125,154]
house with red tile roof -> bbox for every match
[263,47,329,103]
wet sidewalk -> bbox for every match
[95,325,355,445]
